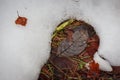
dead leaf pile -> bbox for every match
[38,19,120,80]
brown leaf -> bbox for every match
[15,16,27,26]
[57,25,89,56]
[50,56,77,73]
[86,35,99,56]
[64,29,73,42]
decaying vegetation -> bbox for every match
[38,19,120,80]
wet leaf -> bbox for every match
[15,16,27,26]
[50,56,78,72]
[87,60,100,78]
[89,60,99,73]
[86,35,99,56]
[57,25,89,56]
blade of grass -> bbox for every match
[52,19,74,38]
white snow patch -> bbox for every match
[94,52,112,71]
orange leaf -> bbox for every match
[15,16,27,26]
[89,60,99,73]
[87,60,100,78]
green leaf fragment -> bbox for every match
[52,19,74,38]
[56,19,74,31]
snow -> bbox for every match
[0,0,120,80]
[94,52,112,71]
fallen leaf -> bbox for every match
[87,60,100,78]
[50,56,77,72]
[15,16,27,26]
[57,25,89,56]
[64,29,74,42]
